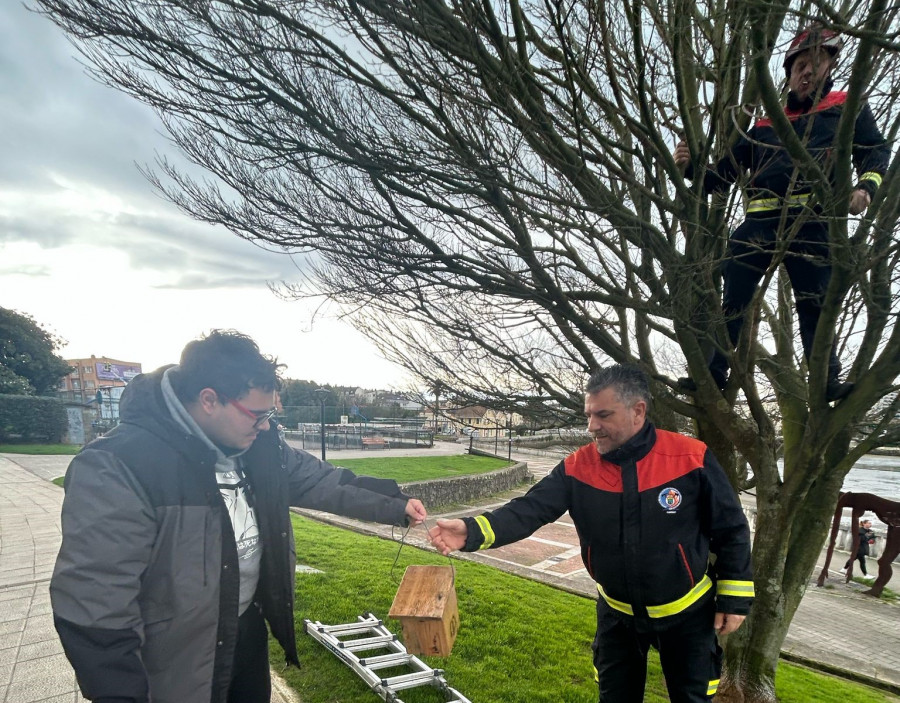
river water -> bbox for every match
[844,454,900,498]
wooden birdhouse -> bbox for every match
[388,565,459,657]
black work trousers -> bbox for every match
[592,597,721,703]
[708,215,840,385]
[228,603,271,703]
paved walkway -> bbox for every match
[0,455,81,703]
[2,444,898,701]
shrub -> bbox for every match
[0,394,68,443]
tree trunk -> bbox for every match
[717,428,849,701]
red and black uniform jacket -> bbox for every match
[461,423,753,631]
[695,89,890,214]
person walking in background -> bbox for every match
[50,330,427,703]
[843,518,876,577]
[674,23,891,402]
[430,365,754,702]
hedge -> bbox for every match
[0,394,68,443]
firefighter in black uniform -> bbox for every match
[430,366,754,702]
[674,25,891,402]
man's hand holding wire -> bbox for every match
[404,499,427,527]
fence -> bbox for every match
[467,435,516,460]
[285,423,434,451]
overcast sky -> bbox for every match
[0,2,409,388]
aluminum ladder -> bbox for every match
[304,613,472,703]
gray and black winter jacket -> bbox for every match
[50,367,412,703]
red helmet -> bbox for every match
[784,24,844,71]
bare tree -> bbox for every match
[35,0,899,699]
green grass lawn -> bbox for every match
[0,443,81,455]
[278,515,899,703]
[333,454,511,482]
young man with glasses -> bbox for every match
[51,330,427,703]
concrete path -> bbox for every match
[2,444,898,701]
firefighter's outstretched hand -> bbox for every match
[673,140,690,169]
[714,612,746,636]
[428,518,468,555]
[849,188,871,215]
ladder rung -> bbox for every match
[381,670,441,690]
[340,634,397,651]
[358,652,413,669]
[316,620,382,636]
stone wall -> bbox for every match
[400,462,531,507]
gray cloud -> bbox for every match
[1,2,307,291]
[0,212,78,247]
[0,263,52,277]
[113,212,304,287]
[153,274,285,290]
[0,5,163,195]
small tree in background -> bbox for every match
[0,307,72,396]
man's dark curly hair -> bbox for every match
[171,329,283,403]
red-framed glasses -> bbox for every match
[228,398,277,429]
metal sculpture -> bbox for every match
[817,491,900,597]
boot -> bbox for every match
[677,369,727,394]
[825,378,854,403]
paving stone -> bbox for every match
[16,636,65,662]
[11,652,74,683]
[0,585,34,602]
[546,554,588,575]
[490,537,576,566]
[0,619,25,636]
[0,596,33,622]
[0,630,22,651]
[19,619,61,646]
[531,521,580,545]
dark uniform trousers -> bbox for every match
[228,603,272,703]
[709,214,840,386]
[592,596,721,703]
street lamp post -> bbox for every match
[314,388,328,461]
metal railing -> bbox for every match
[284,424,434,451]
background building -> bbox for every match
[59,355,142,409]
